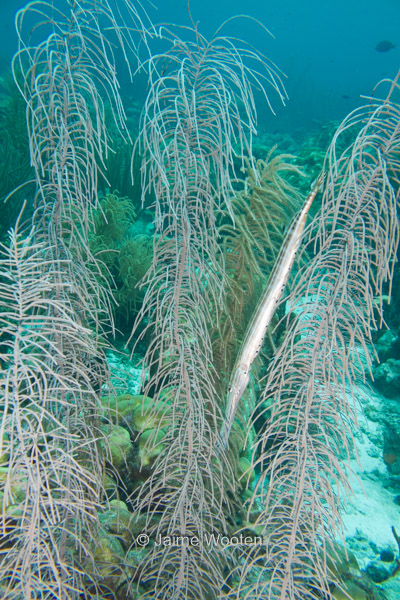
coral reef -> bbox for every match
[0,0,399,598]
[90,193,153,332]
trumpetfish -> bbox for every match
[218,173,324,450]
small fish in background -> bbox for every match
[375,40,397,53]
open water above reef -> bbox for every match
[1,0,399,133]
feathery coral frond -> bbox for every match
[0,223,107,599]
[0,1,154,597]
[129,22,286,600]
[236,76,400,600]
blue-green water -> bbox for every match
[1,0,399,133]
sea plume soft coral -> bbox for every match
[128,17,287,600]
[232,73,400,600]
[0,0,154,597]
